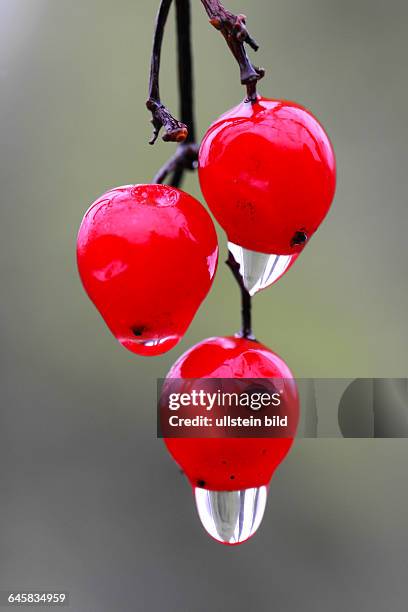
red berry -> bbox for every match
[164,336,299,491]
[77,184,218,356]
[198,96,336,255]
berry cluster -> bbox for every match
[77,93,335,544]
[77,97,335,355]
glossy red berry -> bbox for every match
[77,184,218,356]
[198,96,336,255]
[164,336,299,491]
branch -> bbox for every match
[226,251,255,340]
[153,142,199,187]
[148,0,198,186]
[146,0,188,145]
[175,0,195,144]
[200,0,264,101]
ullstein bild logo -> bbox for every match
[157,378,299,438]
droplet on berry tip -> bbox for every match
[194,485,268,545]
[228,242,298,296]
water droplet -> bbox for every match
[228,242,298,296]
[194,486,268,545]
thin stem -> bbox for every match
[168,0,197,187]
[153,142,198,185]
[149,0,198,186]
[226,251,255,340]
[175,0,195,144]
[200,0,264,101]
[146,0,188,144]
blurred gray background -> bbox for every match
[1,0,407,610]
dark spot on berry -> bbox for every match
[291,230,308,247]
[230,475,235,480]
[262,449,267,455]
[197,480,206,487]
[221,460,227,465]
[131,325,146,337]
